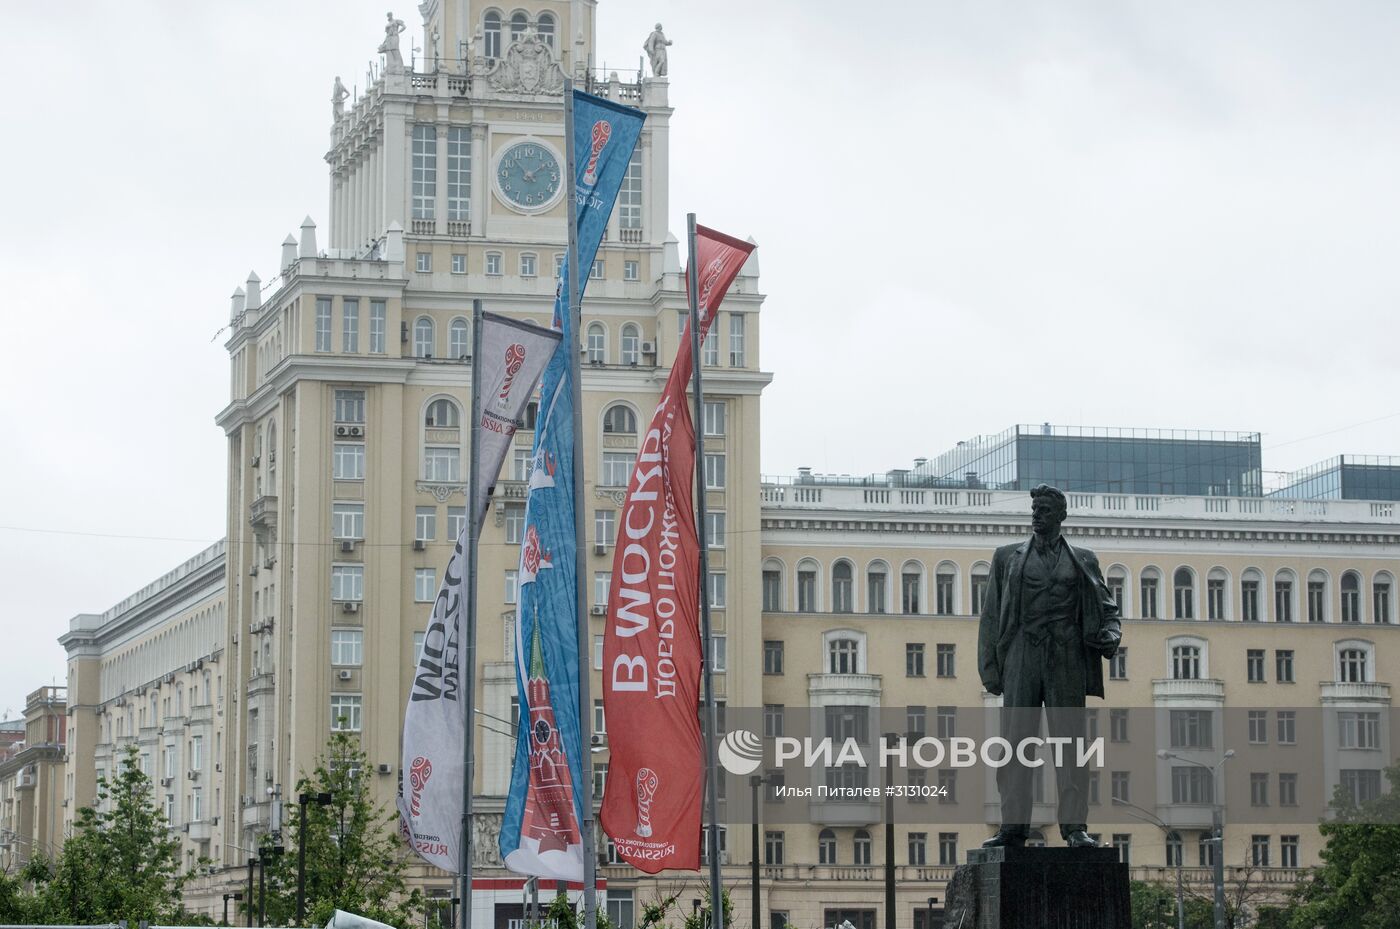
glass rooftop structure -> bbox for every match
[785,424,1265,497]
[1270,455,1400,501]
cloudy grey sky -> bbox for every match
[2,0,1398,716]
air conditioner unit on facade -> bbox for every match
[348,425,363,437]
[641,341,656,354]
[589,605,606,616]
[211,816,219,826]
[188,770,199,781]
[590,734,605,747]
[342,602,359,613]
[337,669,353,681]
[182,823,190,833]
[340,540,355,553]
[249,567,258,577]
[251,455,260,468]
[336,425,348,436]
[413,539,426,551]
[263,557,274,569]
[593,543,607,556]
[377,763,392,775]
[160,776,173,787]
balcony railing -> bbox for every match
[1151,678,1226,701]
[1319,681,1392,704]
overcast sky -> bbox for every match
[2,0,1398,717]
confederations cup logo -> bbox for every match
[634,768,659,837]
[409,755,433,816]
[497,343,526,408]
[717,729,763,776]
[582,120,612,187]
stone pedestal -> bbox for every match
[944,846,1131,928]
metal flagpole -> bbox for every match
[687,213,725,929]
[563,78,600,929]
[459,298,486,929]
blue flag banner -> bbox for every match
[500,89,645,881]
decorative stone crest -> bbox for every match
[481,26,566,94]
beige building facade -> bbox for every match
[58,541,228,887]
[40,3,1398,927]
[0,687,67,873]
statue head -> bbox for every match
[1029,483,1067,536]
[655,22,663,31]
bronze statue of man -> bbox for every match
[978,484,1122,848]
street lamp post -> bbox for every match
[924,897,937,929]
[297,791,333,926]
[246,857,256,928]
[749,775,768,929]
[223,892,244,926]
[1159,749,1234,929]
[1112,797,1184,929]
[883,733,897,929]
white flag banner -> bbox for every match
[397,311,560,872]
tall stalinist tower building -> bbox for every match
[215,0,768,916]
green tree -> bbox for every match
[26,744,193,924]
[259,730,423,927]
[1289,761,1400,929]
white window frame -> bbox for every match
[331,629,364,666]
[332,503,365,540]
[330,694,363,731]
[486,252,503,276]
[331,564,364,601]
[415,568,436,603]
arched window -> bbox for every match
[867,561,889,614]
[1240,568,1263,622]
[818,829,837,864]
[901,562,923,614]
[414,316,435,358]
[762,559,784,612]
[620,323,641,365]
[602,404,636,435]
[1374,572,1394,625]
[1173,568,1195,620]
[1206,567,1228,621]
[1165,832,1183,867]
[1171,642,1203,680]
[425,398,460,428]
[828,637,859,674]
[1274,569,1296,622]
[266,421,277,486]
[537,12,556,46]
[853,830,872,865]
[586,322,606,363]
[797,560,819,613]
[1307,569,1329,623]
[971,562,991,615]
[1341,571,1362,623]
[483,11,502,58]
[832,561,854,613]
[510,11,528,40]
[1198,834,1217,867]
[448,318,469,360]
[1140,567,1162,619]
[935,562,957,615]
[1337,642,1372,683]
[1106,565,1128,614]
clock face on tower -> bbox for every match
[495,140,563,213]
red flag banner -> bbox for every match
[599,226,755,872]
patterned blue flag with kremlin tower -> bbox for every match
[500,89,645,881]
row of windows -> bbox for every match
[482,11,557,59]
[414,251,642,283]
[761,557,1397,623]
[314,297,389,354]
[326,391,728,486]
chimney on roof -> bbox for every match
[229,286,246,322]
[281,235,298,272]
[299,216,318,258]
[245,272,262,311]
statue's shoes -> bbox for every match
[981,830,1028,848]
[1065,830,1098,848]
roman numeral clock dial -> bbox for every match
[495,140,562,213]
